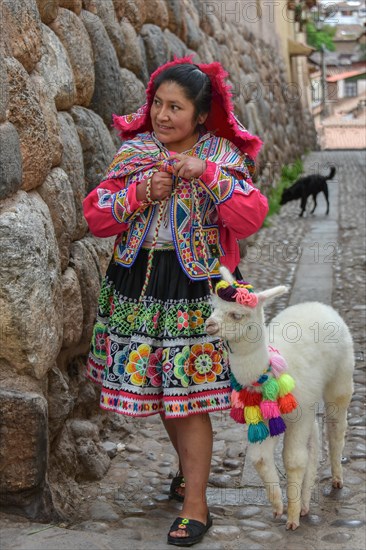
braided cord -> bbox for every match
[190,179,213,295]
[131,175,213,330]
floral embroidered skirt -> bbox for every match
[85,248,232,418]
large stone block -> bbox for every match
[0,389,54,520]
[49,8,95,107]
[0,122,22,200]
[58,111,88,241]
[69,240,103,349]
[47,367,75,440]
[164,29,188,60]
[2,0,42,73]
[30,71,63,168]
[5,57,52,191]
[81,10,124,126]
[140,24,169,74]
[35,0,59,24]
[184,13,203,50]
[111,0,125,20]
[61,267,84,348]
[164,0,187,42]
[119,69,146,115]
[38,168,77,271]
[83,0,126,68]
[69,420,110,481]
[145,0,169,28]
[122,0,146,31]
[83,233,115,279]
[0,55,9,123]
[119,18,149,83]
[0,191,63,380]
[36,24,76,111]
[59,0,82,14]
[71,106,116,194]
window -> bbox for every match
[345,80,358,97]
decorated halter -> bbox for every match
[215,278,298,444]
[215,279,258,308]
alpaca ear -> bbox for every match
[219,266,235,285]
[257,286,288,304]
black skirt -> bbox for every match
[86,248,232,418]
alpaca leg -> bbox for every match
[248,438,283,518]
[300,422,319,516]
[283,419,314,530]
[324,393,352,488]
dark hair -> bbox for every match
[153,64,212,118]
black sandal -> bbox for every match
[169,472,185,502]
[167,513,212,547]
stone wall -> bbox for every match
[0,0,317,521]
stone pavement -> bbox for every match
[1,151,365,550]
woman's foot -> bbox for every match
[168,505,209,541]
[167,512,212,546]
[169,472,185,502]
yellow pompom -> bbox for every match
[277,373,295,397]
[216,280,230,292]
[244,405,263,425]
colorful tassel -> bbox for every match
[228,350,298,445]
[248,421,269,443]
[239,388,262,406]
[277,373,295,397]
[278,393,298,414]
[230,407,245,424]
[269,352,288,377]
[229,372,242,392]
[269,416,286,437]
[244,405,263,424]
[260,400,281,419]
[231,390,242,408]
[262,378,279,401]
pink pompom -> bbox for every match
[260,400,281,419]
[235,288,258,308]
[231,390,242,408]
[270,352,288,377]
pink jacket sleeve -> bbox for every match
[200,160,269,238]
[83,177,145,237]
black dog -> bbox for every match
[280,167,336,217]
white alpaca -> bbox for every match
[206,267,354,530]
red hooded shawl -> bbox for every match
[112,56,263,161]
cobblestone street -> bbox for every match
[1,151,365,550]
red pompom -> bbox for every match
[230,407,246,424]
[239,388,262,406]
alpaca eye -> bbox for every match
[230,313,244,321]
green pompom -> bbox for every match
[262,378,279,401]
[277,373,295,397]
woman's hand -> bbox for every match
[171,154,206,179]
[137,172,173,202]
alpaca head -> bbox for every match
[206,267,288,345]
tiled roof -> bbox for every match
[327,67,366,81]
[326,62,366,76]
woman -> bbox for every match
[83,57,268,546]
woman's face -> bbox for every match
[150,81,207,153]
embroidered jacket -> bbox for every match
[83,132,268,280]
